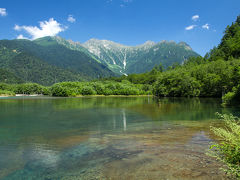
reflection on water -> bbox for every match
[122,109,127,131]
[0,96,236,179]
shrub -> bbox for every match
[51,85,70,97]
[81,86,96,95]
[14,83,44,94]
[223,91,236,105]
[92,82,105,95]
[0,83,12,91]
[102,88,113,95]
[0,89,15,96]
[208,113,240,178]
[223,85,240,106]
[42,87,51,95]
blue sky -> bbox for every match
[0,0,239,55]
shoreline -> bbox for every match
[75,95,153,97]
[0,94,44,98]
[15,94,44,97]
[0,94,153,98]
[0,95,12,98]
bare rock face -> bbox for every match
[83,39,199,75]
[34,36,200,75]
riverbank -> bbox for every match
[15,94,44,97]
[0,81,153,97]
[75,94,153,97]
[0,94,153,98]
[0,90,15,97]
[0,94,12,97]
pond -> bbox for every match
[0,96,237,179]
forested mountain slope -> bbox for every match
[0,38,115,85]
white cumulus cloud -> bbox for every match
[14,25,21,31]
[185,25,197,30]
[67,15,76,23]
[14,18,66,40]
[17,34,28,39]
[0,8,7,16]
[202,23,210,30]
[192,15,199,21]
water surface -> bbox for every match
[0,96,236,179]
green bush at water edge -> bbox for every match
[0,89,15,96]
[208,113,240,178]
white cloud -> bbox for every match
[67,15,76,23]
[120,0,133,7]
[185,25,197,30]
[202,23,210,30]
[17,34,28,39]
[0,8,7,16]
[14,25,21,31]
[14,18,66,40]
[192,15,199,21]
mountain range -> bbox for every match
[0,36,199,85]
[83,38,199,74]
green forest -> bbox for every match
[0,37,115,85]
[1,16,240,107]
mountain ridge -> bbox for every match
[82,38,199,74]
[0,36,200,85]
[0,38,115,85]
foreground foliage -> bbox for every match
[208,113,240,178]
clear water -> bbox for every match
[0,96,237,180]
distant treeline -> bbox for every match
[0,81,152,97]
